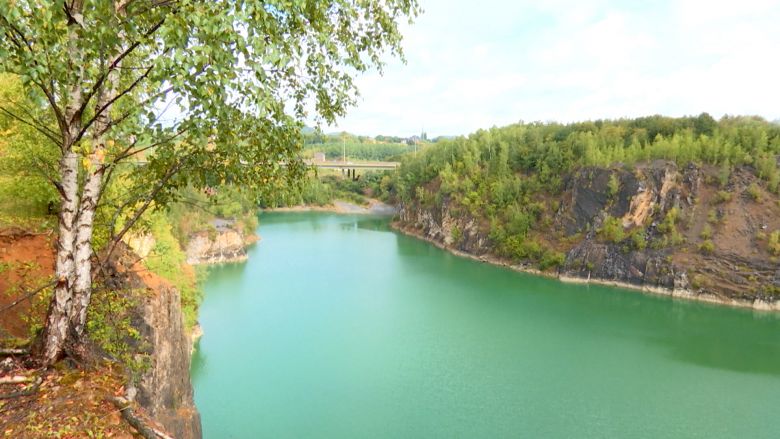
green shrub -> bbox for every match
[539,251,566,271]
[450,225,462,244]
[699,240,715,255]
[657,207,680,234]
[746,183,762,201]
[714,191,732,204]
[769,231,780,256]
[501,236,544,261]
[707,208,720,224]
[607,173,620,199]
[630,229,646,250]
[86,287,150,377]
[598,216,625,243]
[700,224,712,240]
[144,212,202,329]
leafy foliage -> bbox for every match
[0,74,58,220]
[86,287,150,376]
[599,216,625,243]
[384,115,780,267]
[699,240,715,255]
[769,230,780,256]
[305,140,413,162]
[142,211,202,329]
[1,0,419,360]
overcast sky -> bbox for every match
[323,0,780,138]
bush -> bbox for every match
[707,208,720,224]
[630,229,647,250]
[539,251,566,271]
[657,207,680,234]
[86,288,150,377]
[501,236,543,261]
[699,240,715,255]
[450,226,462,244]
[769,231,780,256]
[607,173,620,199]
[598,216,625,243]
[144,212,201,329]
[714,191,732,204]
[700,224,712,240]
[746,183,762,201]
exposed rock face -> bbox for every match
[106,244,202,438]
[554,161,690,290]
[399,198,487,255]
[397,160,780,310]
[133,284,202,439]
[560,241,685,290]
[124,232,155,259]
[185,227,257,265]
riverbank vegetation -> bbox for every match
[262,171,394,208]
[386,115,780,275]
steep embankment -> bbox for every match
[0,230,202,438]
[107,243,202,438]
[396,160,780,310]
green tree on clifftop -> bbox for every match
[0,0,419,365]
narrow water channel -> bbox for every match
[192,212,780,438]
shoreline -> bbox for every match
[263,199,398,215]
[390,221,780,313]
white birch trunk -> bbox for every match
[70,1,125,338]
[41,150,79,363]
[40,1,85,364]
[70,165,103,338]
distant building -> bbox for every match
[313,152,326,162]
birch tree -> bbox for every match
[0,0,419,365]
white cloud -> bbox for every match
[322,0,780,137]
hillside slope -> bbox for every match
[390,116,780,309]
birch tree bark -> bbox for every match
[39,1,86,363]
[70,2,125,339]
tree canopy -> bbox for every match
[0,0,419,364]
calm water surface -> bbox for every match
[192,212,780,438]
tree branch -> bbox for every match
[103,157,188,264]
[0,281,57,315]
[0,105,62,146]
[74,17,167,137]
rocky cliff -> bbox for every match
[185,226,258,265]
[396,160,780,310]
[107,243,202,438]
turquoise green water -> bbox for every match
[191,212,780,438]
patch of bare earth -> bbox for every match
[0,228,163,438]
[674,168,780,298]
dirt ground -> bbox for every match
[0,230,55,339]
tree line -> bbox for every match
[387,114,780,265]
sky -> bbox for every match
[324,0,780,138]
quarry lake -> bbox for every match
[191,212,780,438]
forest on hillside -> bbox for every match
[385,114,780,267]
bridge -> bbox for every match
[307,160,400,171]
[307,160,399,179]
[128,159,399,180]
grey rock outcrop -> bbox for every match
[185,227,256,265]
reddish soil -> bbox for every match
[0,233,170,437]
[0,230,56,338]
